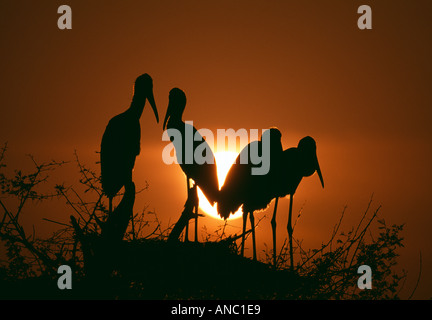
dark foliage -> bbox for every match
[0,144,411,299]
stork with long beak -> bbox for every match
[272,136,324,270]
[163,88,219,242]
[101,74,159,214]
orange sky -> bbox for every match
[0,1,431,299]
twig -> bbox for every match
[347,205,381,269]
[292,200,306,232]
[352,193,374,239]
[408,251,422,300]
[42,218,71,228]
[298,206,347,270]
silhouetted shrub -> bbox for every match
[0,145,410,299]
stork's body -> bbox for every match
[100,74,159,213]
[218,128,283,260]
[163,88,219,241]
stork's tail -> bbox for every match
[216,201,231,220]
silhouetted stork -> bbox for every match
[100,74,159,214]
[163,88,219,242]
[218,128,283,260]
[272,136,324,270]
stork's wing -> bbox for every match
[186,126,219,204]
[100,114,139,197]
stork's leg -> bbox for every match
[131,211,136,240]
[287,194,294,271]
[194,190,199,243]
[241,211,248,257]
[184,221,189,242]
[249,211,256,261]
[184,178,191,242]
[271,197,279,269]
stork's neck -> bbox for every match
[170,112,183,123]
[167,107,185,127]
[128,95,146,118]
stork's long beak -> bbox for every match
[147,89,159,123]
[315,157,324,188]
[163,99,173,130]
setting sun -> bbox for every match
[197,151,243,220]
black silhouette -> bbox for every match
[218,128,283,260]
[100,74,159,214]
[70,180,136,290]
[101,181,136,242]
[163,88,219,242]
[273,136,324,270]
